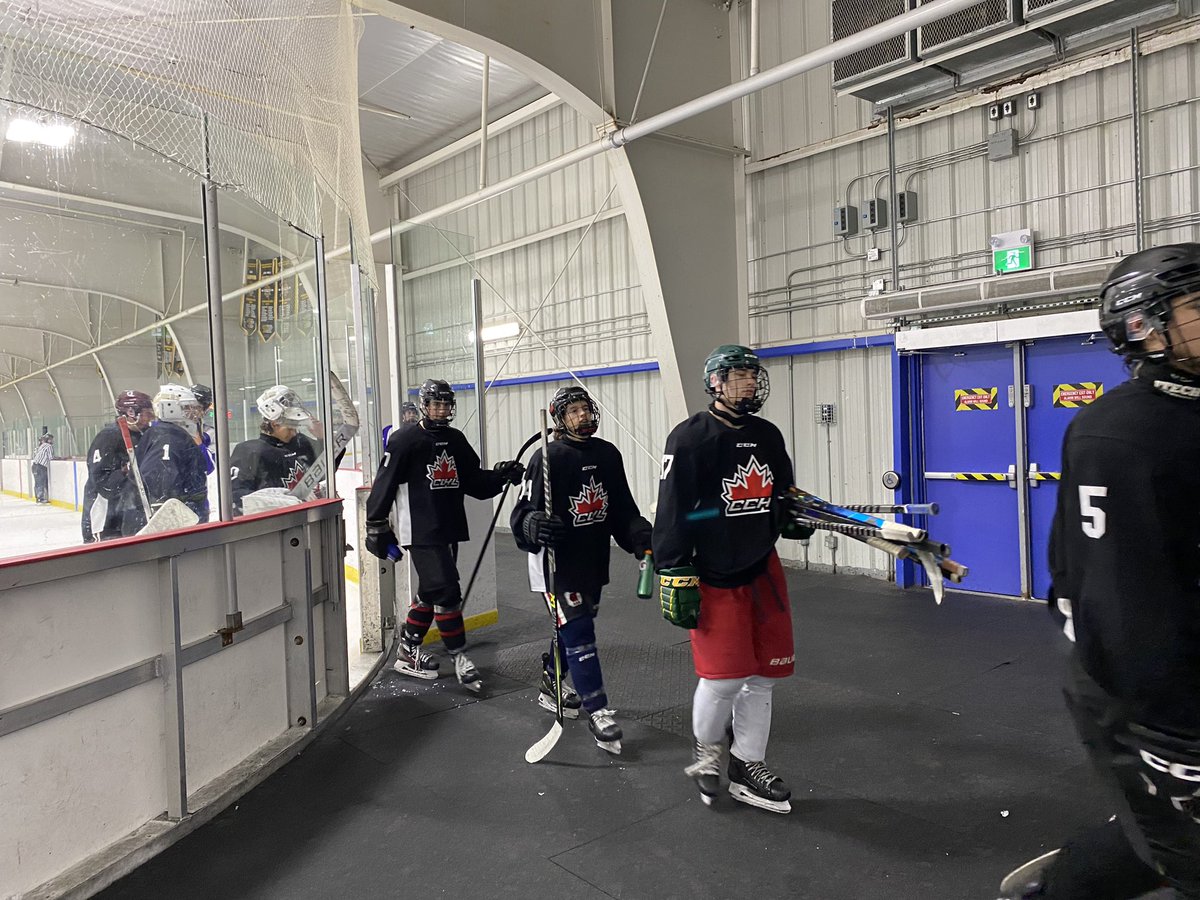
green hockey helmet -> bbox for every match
[703,344,770,414]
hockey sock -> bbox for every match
[434,607,466,653]
[403,601,434,645]
[730,675,774,762]
[560,615,606,713]
[693,677,747,746]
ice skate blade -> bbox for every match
[700,793,715,807]
[998,849,1059,897]
[394,662,438,680]
[459,679,483,693]
[594,738,622,755]
[537,693,580,719]
[728,782,791,814]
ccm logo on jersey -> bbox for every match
[1140,750,1200,782]
[769,655,795,666]
[721,455,774,516]
[426,450,460,489]
[570,477,608,525]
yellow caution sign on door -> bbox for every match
[954,387,999,411]
[1053,383,1103,408]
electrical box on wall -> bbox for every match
[833,205,858,236]
[988,128,1018,161]
[895,190,918,224]
[863,198,888,231]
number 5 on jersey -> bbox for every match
[1079,485,1107,539]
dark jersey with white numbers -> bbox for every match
[653,407,795,588]
[510,436,651,594]
[136,420,210,520]
[228,432,320,510]
[1049,362,1200,731]
[365,422,504,546]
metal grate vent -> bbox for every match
[918,0,1016,55]
[1023,0,1079,13]
[831,0,914,85]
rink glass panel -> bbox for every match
[0,100,214,554]
[216,192,329,507]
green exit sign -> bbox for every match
[994,245,1032,274]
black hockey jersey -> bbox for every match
[228,432,320,510]
[1049,362,1200,731]
[83,421,140,537]
[510,436,651,594]
[137,420,210,520]
[365,422,504,545]
[653,408,795,588]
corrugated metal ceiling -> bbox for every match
[357,14,548,173]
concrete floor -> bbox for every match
[93,540,1158,900]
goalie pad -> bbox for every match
[89,495,109,540]
[136,498,199,536]
[242,488,304,516]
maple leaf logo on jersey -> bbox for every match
[569,477,608,526]
[426,450,460,489]
[282,461,308,491]
[720,455,774,516]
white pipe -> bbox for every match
[749,0,760,77]
[479,55,490,191]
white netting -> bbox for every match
[0,0,375,281]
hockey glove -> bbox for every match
[631,517,654,559]
[658,566,701,630]
[365,519,403,562]
[777,491,816,540]
[522,511,567,548]
[493,459,525,485]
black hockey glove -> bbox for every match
[365,519,403,562]
[777,491,816,540]
[494,459,525,485]
[522,511,567,548]
[631,518,653,559]
[658,566,700,629]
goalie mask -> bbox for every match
[153,384,203,426]
[1100,243,1200,369]
[189,383,213,412]
[114,390,153,426]
[418,378,456,428]
[703,344,770,414]
[257,385,312,428]
[549,385,600,438]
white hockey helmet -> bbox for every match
[153,384,202,425]
[257,384,312,428]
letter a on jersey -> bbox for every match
[721,455,774,516]
[569,476,608,526]
[427,450,460,489]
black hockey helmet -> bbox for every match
[114,389,153,423]
[418,378,455,427]
[401,400,419,419]
[549,384,600,438]
[189,383,213,411]
[703,344,770,414]
[1099,243,1200,364]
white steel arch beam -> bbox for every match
[43,368,76,455]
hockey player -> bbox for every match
[132,385,210,531]
[999,244,1200,899]
[363,378,524,692]
[228,384,322,511]
[653,345,813,814]
[81,390,154,542]
[401,401,419,425]
[510,384,652,754]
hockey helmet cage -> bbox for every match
[418,378,456,426]
[549,384,600,437]
[257,384,312,428]
[1100,243,1200,363]
[703,344,770,414]
[189,383,214,410]
[153,384,202,425]
[114,389,153,423]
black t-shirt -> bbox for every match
[1049,363,1200,731]
[653,407,795,587]
[510,435,651,594]
[365,422,504,546]
[228,432,320,509]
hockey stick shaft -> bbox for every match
[786,487,926,543]
[841,503,940,516]
[117,417,153,523]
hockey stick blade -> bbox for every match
[525,719,563,764]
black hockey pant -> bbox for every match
[403,544,466,654]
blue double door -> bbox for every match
[918,336,1127,599]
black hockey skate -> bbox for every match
[452,650,482,693]
[683,738,722,806]
[538,654,581,718]
[727,754,791,814]
[394,640,439,680]
[997,850,1058,899]
[588,708,622,754]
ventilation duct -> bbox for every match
[917,0,1019,56]
[860,258,1115,321]
[831,0,917,86]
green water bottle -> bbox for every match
[636,550,654,599]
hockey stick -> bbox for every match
[117,417,153,524]
[462,429,545,606]
[786,487,927,544]
[117,418,199,535]
[526,410,563,764]
[840,503,940,516]
[290,371,360,501]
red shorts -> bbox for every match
[689,551,795,680]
